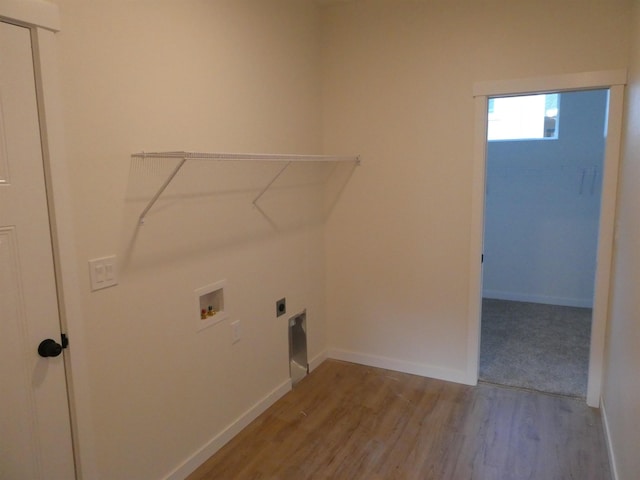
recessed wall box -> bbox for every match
[289,310,308,385]
[195,280,227,331]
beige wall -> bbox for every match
[322,1,631,378]
[602,1,640,478]
[52,1,326,478]
[50,0,639,478]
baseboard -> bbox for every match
[164,378,292,480]
[327,348,470,385]
[483,290,593,308]
[308,350,328,372]
[601,398,619,480]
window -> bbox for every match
[488,93,559,141]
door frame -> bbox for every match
[466,70,627,408]
[0,1,98,477]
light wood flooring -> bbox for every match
[188,359,611,480]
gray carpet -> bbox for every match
[480,298,592,398]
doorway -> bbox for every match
[467,70,626,407]
[479,90,608,398]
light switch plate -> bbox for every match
[89,255,118,291]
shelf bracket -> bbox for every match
[138,157,187,225]
[252,161,293,206]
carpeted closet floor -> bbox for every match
[480,298,592,398]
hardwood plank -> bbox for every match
[187,360,611,480]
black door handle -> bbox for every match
[38,339,63,358]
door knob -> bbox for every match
[38,339,63,358]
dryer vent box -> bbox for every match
[289,310,308,386]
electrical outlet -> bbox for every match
[276,298,286,317]
[231,320,241,344]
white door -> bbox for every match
[0,20,76,479]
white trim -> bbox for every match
[482,290,593,308]
[473,69,627,97]
[308,349,328,372]
[164,379,292,480]
[32,27,98,479]
[466,94,488,386]
[468,71,627,408]
[328,348,471,385]
[0,0,59,31]
[601,398,620,480]
[587,84,624,407]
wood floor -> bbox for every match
[187,360,611,480]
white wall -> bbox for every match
[48,1,639,478]
[483,90,608,307]
[52,1,327,478]
[321,1,631,381]
[602,2,640,479]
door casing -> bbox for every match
[0,1,98,477]
[467,70,626,408]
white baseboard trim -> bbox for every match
[601,398,619,480]
[327,348,470,385]
[308,350,328,372]
[164,378,292,480]
[483,290,593,308]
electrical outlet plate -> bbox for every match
[276,298,286,317]
[231,320,241,344]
